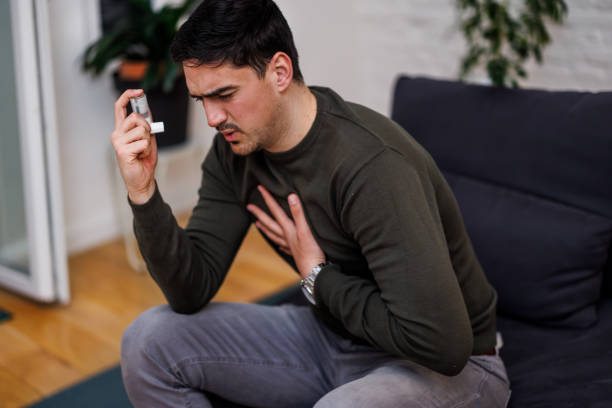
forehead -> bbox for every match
[183,61,260,94]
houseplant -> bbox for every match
[82,0,197,148]
[456,0,568,87]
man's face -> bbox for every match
[184,61,282,156]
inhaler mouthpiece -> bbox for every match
[150,121,164,134]
[130,94,165,134]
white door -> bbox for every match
[0,0,69,303]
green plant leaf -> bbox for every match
[511,36,530,59]
[456,0,567,87]
[460,45,486,78]
[142,61,159,91]
[532,44,543,63]
[486,57,509,86]
[462,13,482,39]
[162,53,179,93]
[515,64,528,78]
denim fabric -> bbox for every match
[121,303,510,407]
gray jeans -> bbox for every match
[121,303,511,408]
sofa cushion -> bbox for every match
[497,299,612,407]
[444,171,612,327]
[391,76,612,328]
[603,255,612,298]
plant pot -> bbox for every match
[118,60,148,81]
[113,69,189,150]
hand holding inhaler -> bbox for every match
[111,89,161,204]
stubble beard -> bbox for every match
[230,102,285,156]
[229,138,262,156]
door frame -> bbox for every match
[0,0,69,303]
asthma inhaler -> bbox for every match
[130,94,165,134]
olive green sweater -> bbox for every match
[131,87,497,376]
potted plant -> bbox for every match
[456,0,568,87]
[82,0,197,148]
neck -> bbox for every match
[266,82,317,153]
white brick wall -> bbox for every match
[280,0,612,115]
[525,1,612,90]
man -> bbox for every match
[115,0,511,406]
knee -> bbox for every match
[314,366,417,408]
[121,305,176,372]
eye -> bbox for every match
[191,95,203,102]
[218,93,234,100]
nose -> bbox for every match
[203,100,227,128]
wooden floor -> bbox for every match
[0,225,298,408]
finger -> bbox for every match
[120,138,150,162]
[116,118,151,151]
[114,89,144,128]
[121,112,151,135]
[117,124,149,147]
[256,222,288,247]
[279,246,292,256]
[288,194,311,235]
[258,185,292,229]
[149,133,158,157]
[137,135,155,159]
[255,221,289,248]
[247,204,284,237]
[112,113,150,148]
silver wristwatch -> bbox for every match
[300,261,331,305]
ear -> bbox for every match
[268,52,294,93]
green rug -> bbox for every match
[27,365,130,408]
[27,285,303,408]
[0,307,11,323]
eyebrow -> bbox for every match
[192,86,238,99]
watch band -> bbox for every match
[300,261,331,305]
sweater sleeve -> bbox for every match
[131,139,251,314]
[314,148,473,376]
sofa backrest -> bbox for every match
[391,76,612,329]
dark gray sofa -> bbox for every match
[391,76,612,407]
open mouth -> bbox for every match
[223,131,237,142]
[218,124,244,144]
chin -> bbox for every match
[230,141,260,156]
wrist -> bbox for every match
[301,257,327,279]
[300,261,332,305]
[128,182,156,205]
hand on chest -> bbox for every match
[243,181,365,271]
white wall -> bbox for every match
[48,0,612,254]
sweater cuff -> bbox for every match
[313,263,345,307]
[128,182,168,227]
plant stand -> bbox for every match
[110,140,205,272]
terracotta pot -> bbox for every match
[118,60,148,81]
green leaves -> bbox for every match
[457,0,567,87]
[81,0,197,93]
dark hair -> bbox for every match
[171,0,303,82]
